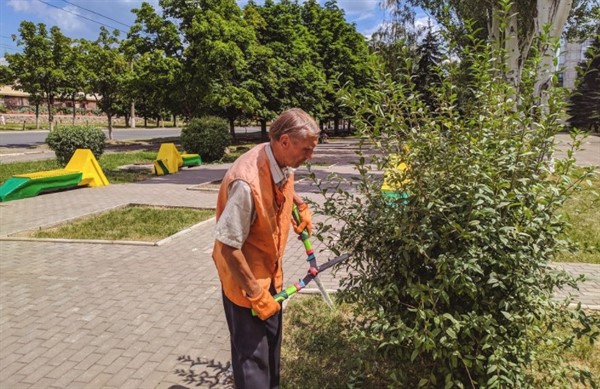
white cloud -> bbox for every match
[48,5,86,34]
[6,0,147,39]
[7,0,86,35]
[415,16,439,32]
[7,0,34,12]
[337,0,379,16]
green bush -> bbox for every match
[180,116,232,162]
[46,125,106,165]
[313,24,599,389]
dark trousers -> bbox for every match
[222,290,282,389]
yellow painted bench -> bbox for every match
[381,153,410,202]
[0,149,109,202]
[153,143,202,176]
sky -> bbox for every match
[0,0,413,55]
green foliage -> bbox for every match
[81,27,129,137]
[45,125,106,166]
[180,116,232,162]
[4,22,73,130]
[312,27,599,388]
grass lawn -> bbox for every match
[99,151,157,183]
[558,173,600,264]
[280,295,600,388]
[0,150,157,184]
[31,204,214,241]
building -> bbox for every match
[558,38,594,89]
[0,85,98,112]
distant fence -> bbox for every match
[1,114,126,127]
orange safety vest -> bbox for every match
[212,143,294,308]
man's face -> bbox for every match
[279,134,318,168]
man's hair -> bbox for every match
[269,108,320,141]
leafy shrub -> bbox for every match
[46,125,106,165]
[180,116,231,162]
[312,24,599,389]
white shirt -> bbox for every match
[214,144,293,249]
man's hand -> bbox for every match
[292,203,313,235]
[248,288,281,320]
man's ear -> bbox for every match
[279,134,291,148]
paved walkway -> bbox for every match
[0,138,598,388]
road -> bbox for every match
[0,128,184,147]
[1,129,597,168]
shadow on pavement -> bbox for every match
[136,168,231,186]
[173,355,233,388]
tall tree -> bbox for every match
[251,0,326,121]
[369,0,421,79]
[122,2,183,126]
[414,24,443,107]
[568,35,600,132]
[242,1,280,139]
[128,50,181,126]
[5,22,71,131]
[160,0,260,136]
[82,28,129,139]
[61,40,89,125]
[122,1,184,126]
[382,0,592,100]
[302,0,373,134]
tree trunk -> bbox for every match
[488,0,572,97]
[173,115,177,127]
[260,119,268,141]
[107,114,113,140]
[47,94,55,132]
[533,0,572,99]
[130,100,136,128]
[229,119,235,139]
[71,95,76,125]
[35,103,40,130]
[334,117,340,136]
[489,6,522,90]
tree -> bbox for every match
[122,1,184,126]
[128,50,181,126]
[382,0,592,100]
[120,2,183,123]
[302,0,373,134]
[369,0,422,80]
[61,41,89,125]
[413,23,443,108]
[568,35,600,132]
[250,0,327,125]
[5,22,71,130]
[160,0,260,136]
[242,1,280,139]
[82,28,129,139]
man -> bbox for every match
[212,108,320,388]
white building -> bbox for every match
[558,38,594,89]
